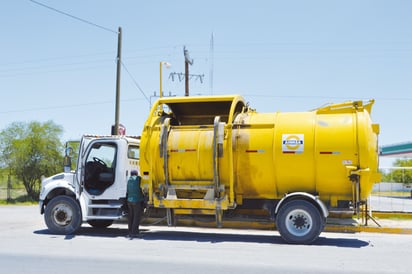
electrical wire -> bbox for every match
[29,0,117,34]
[121,61,150,104]
[9,2,152,103]
[0,98,146,115]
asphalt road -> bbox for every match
[1,205,411,274]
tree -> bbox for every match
[381,159,412,184]
[0,121,64,200]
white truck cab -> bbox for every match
[39,135,140,234]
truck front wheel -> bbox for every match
[44,196,82,235]
[276,200,323,244]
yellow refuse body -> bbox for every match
[140,94,380,244]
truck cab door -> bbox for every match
[75,137,93,199]
[78,138,119,198]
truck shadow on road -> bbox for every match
[34,227,369,248]
[138,230,369,248]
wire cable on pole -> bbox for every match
[121,62,150,104]
[29,0,118,34]
[29,1,151,107]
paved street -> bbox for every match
[1,205,412,274]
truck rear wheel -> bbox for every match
[276,200,322,244]
[44,196,82,235]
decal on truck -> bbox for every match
[282,134,304,154]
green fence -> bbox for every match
[0,174,30,202]
[371,167,412,212]
[0,187,27,201]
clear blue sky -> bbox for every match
[1,1,412,166]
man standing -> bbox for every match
[126,170,144,238]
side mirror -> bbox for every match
[65,147,74,157]
[63,147,74,172]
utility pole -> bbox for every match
[184,46,193,96]
[113,27,122,135]
[169,46,203,96]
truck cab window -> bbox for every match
[128,145,139,159]
[84,143,117,195]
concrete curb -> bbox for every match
[142,212,412,235]
[325,224,412,234]
[326,211,412,234]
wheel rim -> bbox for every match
[285,209,313,237]
[52,203,73,226]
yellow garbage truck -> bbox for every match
[140,94,380,244]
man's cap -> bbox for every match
[131,170,138,176]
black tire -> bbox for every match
[87,220,114,228]
[276,199,323,244]
[44,196,82,235]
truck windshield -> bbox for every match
[87,144,116,167]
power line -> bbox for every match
[1,93,411,116]
[121,62,150,104]
[29,0,117,34]
[240,94,412,102]
[0,100,113,114]
[0,58,112,73]
[0,98,146,115]
[0,50,115,67]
